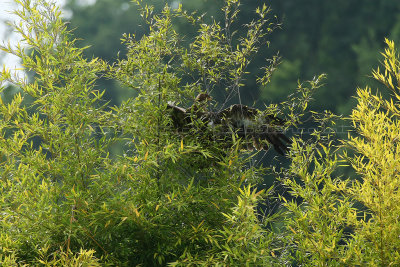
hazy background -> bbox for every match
[0,0,67,69]
[2,0,400,115]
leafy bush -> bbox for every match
[0,0,317,265]
[3,0,399,266]
[280,39,400,266]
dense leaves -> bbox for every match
[64,0,400,115]
[2,0,400,266]
[0,0,307,265]
[278,39,400,266]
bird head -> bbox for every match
[189,93,212,114]
[195,93,212,103]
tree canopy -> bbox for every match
[63,0,400,115]
[1,0,400,266]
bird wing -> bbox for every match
[216,104,290,154]
[167,101,291,155]
[167,103,187,130]
[218,104,259,127]
[167,103,186,114]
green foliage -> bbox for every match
[280,39,400,266]
[0,0,115,263]
[63,0,400,116]
[343,39,400,265]
[7,0,400,266]
[0,0,318,266]
[104,1,304,264]
[170,186,279,266]
[264,0,400,115]
[279,112,354,266]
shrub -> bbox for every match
[0,0,318,265]
[281,39,400,266]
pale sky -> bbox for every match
[0,0,66,69]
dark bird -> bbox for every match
[167,93,291,154]
[187,93,213,114]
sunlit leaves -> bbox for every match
[281,39,400,266]
[344,39,400,265]
[0,0,116,264]
[0,0,305,265]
